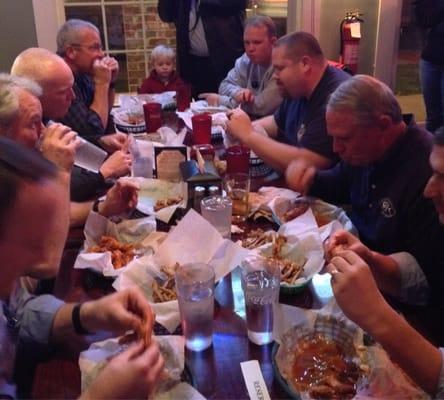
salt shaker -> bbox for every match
[193,186,206,213]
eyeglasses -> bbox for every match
[70,43,103,52]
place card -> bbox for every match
[240,360,271,400]
[155,146,187,182]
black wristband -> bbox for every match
[109,82,116,89]
[92,198,102,213]
[72,303,91,335]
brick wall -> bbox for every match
[122,3,176,92]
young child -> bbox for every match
[139,45,184,94]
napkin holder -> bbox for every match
[180,160,222,208]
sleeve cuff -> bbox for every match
[19,295,64,347]
[436,348,444,398]
[389,252,430,306]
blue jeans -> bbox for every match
[420,59,444,132]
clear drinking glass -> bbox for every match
[224,173,250,223]
[241,257,281,345]
[132,155,153,178]
[200,195,232,239]
[176,263,215,351]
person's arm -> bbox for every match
[218,55,249,103]
[200,0,247,9]
[50,289,153,345]
[242,74,283,117]
[327,251,442,395]
[327,230,403,297]
[414,0,444,28]
[158,0,176,23]
[227,109,333,171]
[90,59,113,129]
[70,167,107,203]
[70,201,93,228]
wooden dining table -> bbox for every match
[30,199,337,400]
[28,112,443,399]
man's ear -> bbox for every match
[378,114,392,131]
[65,46,76,61]
[300,55,311,72]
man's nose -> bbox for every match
[424,176,438,198]
[332,139,343,154]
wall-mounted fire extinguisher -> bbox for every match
[339,11,364,75]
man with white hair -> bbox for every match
[11,47,132,201]
[0,73,138,229]
[287,74,444,308]
[56,19,125,151]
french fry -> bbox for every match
[152,263,179,303]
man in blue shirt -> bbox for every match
[324,128,444,398]
[227,31,350,172]
[287,74,444,307]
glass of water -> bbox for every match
[241,257,280,345]
[176,263,215,351]
[132,155,153,178]
[200,195,232,239]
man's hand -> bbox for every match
[285,159,317,195]
[39,123,82,172]
[101,56,119,84]
[327,230,374,265]
[99,132,128,153]
[99,150,132,179]
[234,89,254,104]
[81,340,164,400]
[198,93,220,106]
[327,250,389,332]
[92,58,113,86]
[99,178,140,217]
[226,108,253,143]
[81,287,152,334]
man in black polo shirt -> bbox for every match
[227,31,350,172]
[287,74,444,307]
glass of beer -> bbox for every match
[241,256,280,345]
[224,173,250,223]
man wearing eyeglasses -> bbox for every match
[56,19,125,153]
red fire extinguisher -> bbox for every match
[339,11,364,75]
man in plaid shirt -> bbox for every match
[56,19,126,153]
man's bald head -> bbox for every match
[11,48,75,120]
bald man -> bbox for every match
[11,48,131,201]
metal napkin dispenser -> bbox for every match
[180,160,222,207]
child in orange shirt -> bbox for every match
[139,45,185,94]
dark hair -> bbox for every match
[274,31,324,63]
[245,15,277,38]
[0,137,56,236]
[434,127,444,146]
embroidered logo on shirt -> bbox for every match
[297,124,306,142]
[379,198,396,218]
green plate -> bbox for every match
[280,277,313,294]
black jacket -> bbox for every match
[415,0,444,64]
[158,0,246,86]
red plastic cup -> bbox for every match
[225,145,250,174]
[143,102,162,132]
[191,113,212,144]
[176,84,191,111]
